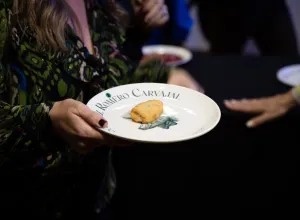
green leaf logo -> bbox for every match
[106,93,112,98]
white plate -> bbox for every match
[87,83,221,143]
[276,64,300,87]
[142,45,193,66]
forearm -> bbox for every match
[0,101,63,170]
[0,102,53,137]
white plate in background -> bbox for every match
[142,45,193,66]
[277,64,300,87]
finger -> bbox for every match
[76,104,108,128]
[157,16,169,27]
[144,4,160,23]
[224,99,264,113]
[146,5,169,25]
[147,11,169,27]
[143,0,161,12]
[71,114,108,143]
[246,111,283,128]
[145,1,168,23]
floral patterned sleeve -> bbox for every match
[130,58,170,83]
[0,2,56,170]
[97,36,170,88]
[89,5,169,88]
[102,47,170,88]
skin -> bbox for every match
[167,68,205,93]
[50,99,128,154]
[133,0,169,28]
[224,90,297,128]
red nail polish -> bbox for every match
[99,119,107,127]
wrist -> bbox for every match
[49,101,59,121]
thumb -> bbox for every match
[77,104,108,128]
[246,112,277,128]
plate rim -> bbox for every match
[276,64,300,87]
[87,83,221,143]
[141,44,193,66]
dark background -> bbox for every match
[112,54,300,219]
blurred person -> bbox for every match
[120,0,204,92]
[120,0,193,61]
[145,0,194,46]
[120,0,171,60]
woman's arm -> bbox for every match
[0,83,59,172]
[0,69,59,171]
[0,2,60,171]
[224,88,297,128]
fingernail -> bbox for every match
[99,119,107,127]
[224,99,233,104]
[246,121,254,128]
